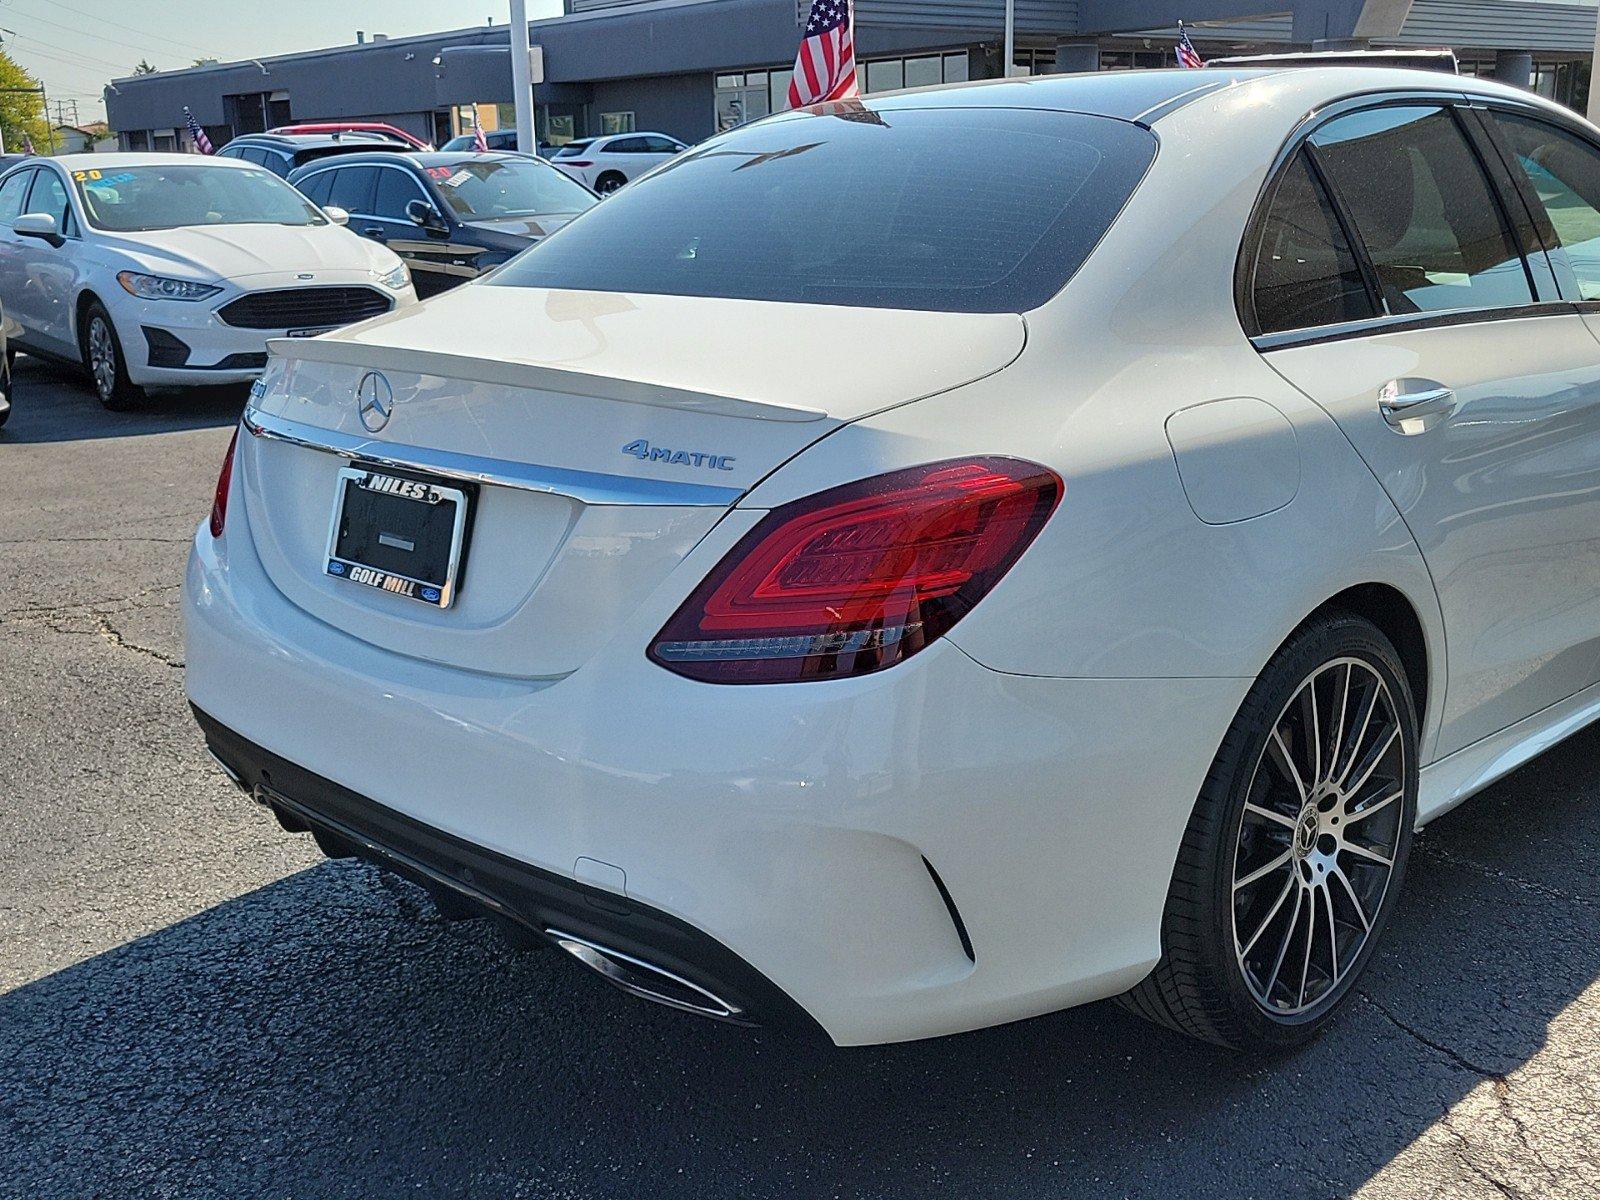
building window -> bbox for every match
[600,111,635,134]
[716,51,967,133]
[1098,49,1172,72]
[859,50,968,94]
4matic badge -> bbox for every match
[621,440,736,471]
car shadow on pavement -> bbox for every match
[4,356,246,445]
[4,723,1599,1200]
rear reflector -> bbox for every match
[209,426,239,538]
[650,457,1062,683]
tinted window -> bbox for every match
[1250,151,1376,333]
[324,167,376,214]
[642,136,681,154]
[491,107,1156,313]
[489,131,518,149]
[297,170,335,206]
[1311,106,1532,315]
[373,167,427,219]
[1491,112,1600,301]
[0,170,33,224]
[429,158,596,220]
[27,170,74,234]
[607,137,648,154]
[554,140,592,158]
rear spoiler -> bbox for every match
[1208,48,1459,74]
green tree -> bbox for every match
[0,50,50,155]
[133,59,158,75]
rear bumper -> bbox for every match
[185,492,1250,1044]
[195,704,827,1038]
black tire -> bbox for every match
[79,301,144,412]
[1119,611,1419,1051]
[594,171,626,196]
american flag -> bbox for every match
[1176,22,1205,69]
[472,112,489,154]
[184,106,214,154]
[21,132,35,156]
[788,0,858,109]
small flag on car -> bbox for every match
[21,132,35,155]
[184,106,214,154]
[788,0,859,108]
[1176,22,1205,69]
[472,113,489,154]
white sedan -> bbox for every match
[0,153,415,410]
[187,67,1600,1051]
[547,132,686,194]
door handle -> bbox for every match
[361,227,388,241]
[1378,380,1457,432]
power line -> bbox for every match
[1,0,217,61]
[0,4,208,68]
[6,33,129,75]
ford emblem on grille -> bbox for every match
[356,372,394,433]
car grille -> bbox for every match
[217,286,391,330]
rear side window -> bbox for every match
[325,167,376,214]
[1249,150,1376,334]
[491,107,1157,313]
[1489,111,1600,300]
[1310,106,1532,315]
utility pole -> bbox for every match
[1004,0,1015,77]
[0,84,46,154]
[509,0,535,154]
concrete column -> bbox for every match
[1493,50,1534,89]
[1054,41,1100,74]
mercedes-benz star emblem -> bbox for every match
[356,372,393,433]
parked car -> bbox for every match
[0,153,415,409]
[270,122,432,151]
[215,132,411,178]
[439,129,533,154]
[547,132,686,194]
[0,153,32,175]
[288,151,597,297]
[187,67,1600,1052]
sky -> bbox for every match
[1,0,565,126]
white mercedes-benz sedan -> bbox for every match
[0,153,415,409]
[186,66,1600,1051]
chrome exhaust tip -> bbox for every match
[547,930,745,1022]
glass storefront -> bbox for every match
[715,52,968,132]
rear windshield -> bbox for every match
[553,141,592,157]
[488,106,1155,313]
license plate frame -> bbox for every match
[323,463,471,608]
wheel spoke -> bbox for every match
[1340,841,1394,869]
[1262,883,1305,1003]
[1245,802,1297,830]
[1241,873,1297,958]
[1341,724,1399,800]
[1345,789,1402,826]
[1329,663,1351,785]
[1331,864,1370,933]
[1234,848,1294,892]
[1297,891,1318,1009]
[1336,680,1378,783]
[1269,727,1309,804]
[1302,678,1322,787]
[1321,882,1341,985]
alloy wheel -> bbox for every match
[1230,656,1406,1017]
[88,317,117,401]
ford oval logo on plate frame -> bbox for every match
[356,371,393,433]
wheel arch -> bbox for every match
[1296,582,1434,738]
[73,288,106,358]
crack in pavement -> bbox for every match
[1414,842,1598,911]
[3,585,185,670]
[93,614,184,669]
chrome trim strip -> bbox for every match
[243,405,745,507]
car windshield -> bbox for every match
[489,106,1156,313]
[73,164,325,232]
[425,159,596,220]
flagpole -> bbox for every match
[1003,0,1015,77]
[509,0,535,154]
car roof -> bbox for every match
[38,151,259,170]
[286,150,534,178]
[230,132,407,150]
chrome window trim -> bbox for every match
[243,405,746,508]
[1251,300,1580,352]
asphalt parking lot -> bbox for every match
[1,354,1598,1200]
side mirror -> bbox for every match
[322,205,350,226]
[14,212,61,244]
[406,198,447,233]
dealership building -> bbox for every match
[105,0,1600,151]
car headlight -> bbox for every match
[116,271,223,302]
[373,262,411,292]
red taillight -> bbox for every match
[650,458,1062,684]
[209,427,239,538]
